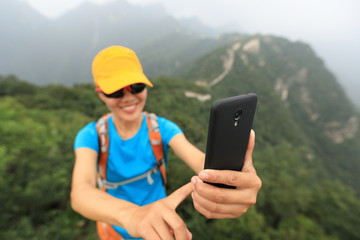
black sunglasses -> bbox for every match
[102,83,146,98]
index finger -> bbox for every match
[198,170,259,188]
[166,182,193,209]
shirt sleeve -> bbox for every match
[157,116,183,145]
[73,122,99,153]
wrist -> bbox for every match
[116,202,139,228]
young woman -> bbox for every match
[71,46,262,240]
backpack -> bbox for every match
[95,111,166,240]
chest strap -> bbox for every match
[97,157,165,189]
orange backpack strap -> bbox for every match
[96,113,125,240]
[144,111,167,185]
[96,222,124,240]
[96,112,113,191]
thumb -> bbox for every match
[242,129,256,172]
[166,182,193,209]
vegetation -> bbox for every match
[1,71,359,239]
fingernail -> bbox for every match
[191,176,197,186]
[199,171,209,180]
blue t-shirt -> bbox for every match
[74,113,182,239]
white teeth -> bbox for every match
[122,105,136,111]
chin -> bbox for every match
[119,109,143,122]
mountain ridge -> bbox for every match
[178,35,360,192]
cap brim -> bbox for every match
[98,71,153,94]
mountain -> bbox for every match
[0,0,48,80]
[179,34,360,191]
[1,0,359,109]
[154,35,360,239]
[0,0,226,86]
[1,35,359,239]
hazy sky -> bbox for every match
[25,0,359,42]
[25,0,360,104]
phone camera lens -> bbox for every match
[234,109,243,121]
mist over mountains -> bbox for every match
[0,0,224,85]
[1,0,359,108]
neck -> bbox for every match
[112,113,143,140]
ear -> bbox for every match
[97,91,106,103]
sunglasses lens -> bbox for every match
[130,83,146,93]
[102,83,146,98]
[103,89,124,98]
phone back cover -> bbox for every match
[204,93,257,171]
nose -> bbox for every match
[122,87,133,98]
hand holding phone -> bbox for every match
[204,93,257,188]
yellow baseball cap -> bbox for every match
[92,45,153,94]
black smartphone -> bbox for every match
[204,93,257,188]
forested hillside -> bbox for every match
[1,33,360,239]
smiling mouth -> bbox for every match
[121,104,137,112]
